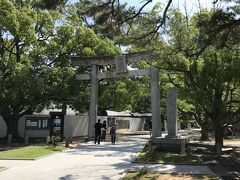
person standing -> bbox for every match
[94,119,102,144]
[101,120,107,141]
[110,123,117,144]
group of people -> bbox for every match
[94,119,117,145]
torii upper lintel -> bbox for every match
[70,51,153,66]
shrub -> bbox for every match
[47,136,60,148]
[138,165,149,176]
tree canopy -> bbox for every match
[0,0,119,138]
[1,0,240,154]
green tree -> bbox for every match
[159,9,240,152]
[76,0,173,45]
[0,0,119,139]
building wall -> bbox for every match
[87,116,145,132]
[129,118,145,132]
[17,115,145,138]
[63,115,106,138]
[25,130,50,137]
[19,114,89,138]
[18,115,50,138]
[0,116,7,138]
[64,115,88,137]
[114,117,145,132]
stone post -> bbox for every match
[24,136,29,145]
[46,136,50,144]
[7,134,12,145]
[88,64,98,140]
[180,141,185,154]
[65,137,70,147]
[164,120,167,133]
[166,87,178,138]
[150,67,161,138]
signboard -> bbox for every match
[50,112,64,140]
[25,116,50,130]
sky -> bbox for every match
[69,0,215,15]
[122,0,213,11]
[121,0,216,16]
[68,0,220,52]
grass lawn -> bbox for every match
[124,172,217,180]
[0,146,66,159]
[136,147,201,164]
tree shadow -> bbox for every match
[59,174,80,180]
[65,141,145,156]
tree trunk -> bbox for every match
[161,114,165,131]
[62,101,67,115]
[200,123,209,141]
[214,117,223,156]
[213,80,224,156]
[4,115,20,141]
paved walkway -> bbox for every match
[0,135,214,180]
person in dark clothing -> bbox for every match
[101,120,107,141]
[94,119,102,144]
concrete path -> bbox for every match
[0,135,147,180]
[0,135,214,180]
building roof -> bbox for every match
[34,105,78,115]
[106,110,151,117]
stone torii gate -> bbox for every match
[71,52,171,140]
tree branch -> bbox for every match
[125,0,153,22]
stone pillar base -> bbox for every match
[154,137,188,153]
[165,135,179,139]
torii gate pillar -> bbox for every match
[89,64,98,140]
[150,67,161,138]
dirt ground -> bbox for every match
[190,141,240,180]
[153,174,213,180]
[125,173,217,180]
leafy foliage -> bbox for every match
[0,0,119,138]
[76,0,173,45]
[47,136,61,148]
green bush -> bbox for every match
[47,136,60,148]
[138,165,149,176]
